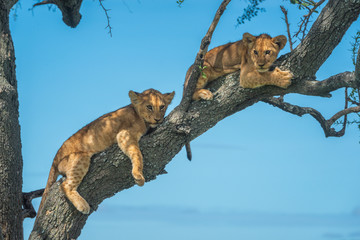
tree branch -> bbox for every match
[33,0,83,28]
[99,0,112,37]
[356,39,360,84]
[22,189,45,220]
[179,0,231,112]
[289,72,358,97]
[293,0,326,41]
[281,0,360,78]
[280,5,294,51]
[262,96,360,137]
[33,0,55,7]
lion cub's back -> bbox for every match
[55,106,139,161]
[204,40,245,70]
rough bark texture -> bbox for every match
[280,0,360,78]
[34,0,83,28]
[28,0,360,239]
[0,1,23,240]
[53,0,83,28]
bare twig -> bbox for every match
[99,0,113,37]
[293,0,326,41]
[337,87,349,133]
[22,189,45,219]
[356,38,360,84]
[280,6,294,51]
[179,0,231,112]
[262,96,360,137]
[33,0,55,8]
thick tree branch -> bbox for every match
[33,0,83,27]
[288,72,358,97]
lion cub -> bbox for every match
[184,33,293,101]
[38,89,175,214]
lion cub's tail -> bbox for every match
[36,164,59,219]
[185,142,192,161]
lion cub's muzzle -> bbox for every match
[257,67,270,73]
[148,118,163,128]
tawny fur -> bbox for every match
[183,32,293,101]
[183,33,293,160]
[37,89,175,215]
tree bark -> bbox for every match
[280,0,360,78]
[0,1,23,240]
[29,0,360,239]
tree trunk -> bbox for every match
[0,2,23,240]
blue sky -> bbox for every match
[9,0,360,239]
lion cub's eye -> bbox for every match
[159,105,165,111]
[265,50,271,55]
[253,50,258,55]
[146,105,153,111]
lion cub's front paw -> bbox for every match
[132,171,145,186]
[274,68,293,89]
[193,89,213,101]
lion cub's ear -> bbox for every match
[243,33,256,45]
[272,35,287,50]
[163,91,175,105]
[129,90,141,105]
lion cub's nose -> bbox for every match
[155,118,161,123]
[258,63,265,67]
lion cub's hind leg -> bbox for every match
[60,153,91,214]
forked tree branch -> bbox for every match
[262,96,360,137]
[99,0,112,37]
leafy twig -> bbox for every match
[237,0,266,25]
[176,0,185,8]
[292,0,326,41]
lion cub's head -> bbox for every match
[243,33,287,73]
[129,89,175,128]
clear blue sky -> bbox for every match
[10,0,360,239]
